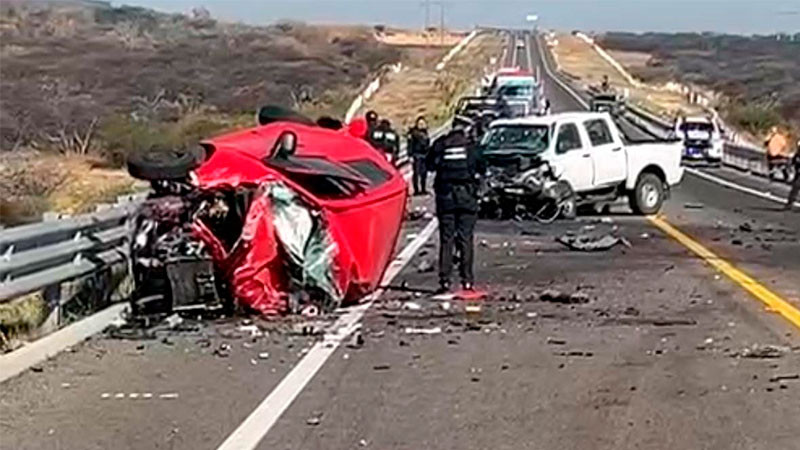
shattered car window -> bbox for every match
[265,155,370,198]
[345,159,392,186]
[481,125,550,153]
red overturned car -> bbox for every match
[127,108,407,317]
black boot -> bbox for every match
[434,281,451,295]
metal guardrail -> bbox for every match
[0,126,452,305]
[0,203,137,302]
[624,104,777,177]
[0,40,491,307]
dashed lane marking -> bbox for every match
[216,217,439,450]
[648,215,800,330]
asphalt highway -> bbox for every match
[1,31,798,450]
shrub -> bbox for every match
[726,104,783,136]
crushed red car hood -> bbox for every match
[187,121,407,315]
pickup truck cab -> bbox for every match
[482,112,684,214]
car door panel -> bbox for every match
[585,118,626,186]
[551,122,594,191]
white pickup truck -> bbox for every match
[481,112,685,215]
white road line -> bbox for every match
[0,303,128,383]
[511,35,519,67]
[534,33,590,109]
[686,168,799,207]
[216,217,439,450]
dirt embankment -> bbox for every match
[361,32,505,133]
[549,32,706,119]
[0,1,403,225]
[374,27,466,47]
[552,31,800,141]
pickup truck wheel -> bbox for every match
[559,196,577,219]
[630,173,664,215]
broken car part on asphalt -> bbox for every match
[556,233,632,252]
[126,106,407,318]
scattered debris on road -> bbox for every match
[416,259,434,273]
[684,202,705,209]
[404,326,442,335]
[540,289,590,304]
[769,374,799,383]
[306,412,323,426]
[730,344,789,359]
[556,233,631,252]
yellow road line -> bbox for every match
[648,215,800,330]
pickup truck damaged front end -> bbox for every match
[479,153,574,221]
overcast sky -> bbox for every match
[115,0,800,34]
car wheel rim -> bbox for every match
[642,183,659,208]
[561,200,575,217]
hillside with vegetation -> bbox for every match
[598,32,800,137]
[0,0,401,225]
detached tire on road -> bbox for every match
[630,172,664,215]
[127,147,205,181]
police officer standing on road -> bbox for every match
[785,140,800,211]
[427,121,484,293]
[364,110,380,148]
[407,116,431,195]
[375,119,400,165]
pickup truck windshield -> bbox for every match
[481,124,549,153]
[679,122,714,132]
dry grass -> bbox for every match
[375,29,465,47]
[0,154,145,225]
[551,33,705,118]
[363,33,504,132]
[0,291,48,351]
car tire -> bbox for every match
[630,173,664,215]
[559,195,577,220]
[127,147,206,181]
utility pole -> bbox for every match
[427,0,446,45]
[421,0,431,30]
[439,1,444,45]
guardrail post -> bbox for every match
[42,283,62,334]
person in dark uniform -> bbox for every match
[373,119,399,165]
[785,141,800,211]
[426,122,484,293]
[364,110,380,148]
[407,116,431,195]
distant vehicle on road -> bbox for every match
[516,39,525,49]
[674,116,724,164]
[589,92,626,116]
[480,112,684,215]
[486,69,542,117]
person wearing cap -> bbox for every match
[407,116,431,195]
[785,140,800,210]
[426,121,484,293]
